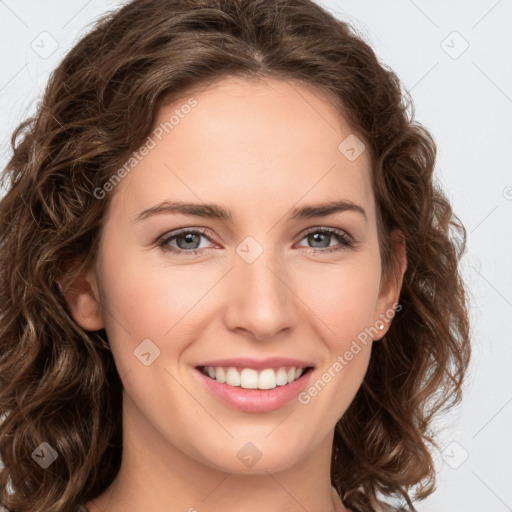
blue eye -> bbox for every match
[298,227,354,253]
[157,227,354,256]
[157,228,213,255]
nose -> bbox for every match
[222,243,297,341]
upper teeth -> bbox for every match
[202,366,306,389]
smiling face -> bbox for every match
[67,76,404,476]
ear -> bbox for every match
[373,230,407,340]
[61,265,105,332]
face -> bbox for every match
[69,77,404,474]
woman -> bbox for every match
[0,0,470,511]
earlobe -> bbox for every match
[373,230,407,340]
[61,266,105,332]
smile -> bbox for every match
[194,363,315,413]
[197,365,314,390]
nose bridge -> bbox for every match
[237,234,290,305]
[224,234,296,338]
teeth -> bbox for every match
[258,368,276,389]
[241,368,258,389]
[276,367,288,386]
[226,367,241,387]
[201,365,308,389]
[215,367,226,383]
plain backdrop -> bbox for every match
[1,1,511,511]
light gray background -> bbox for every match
[1,1,511,511]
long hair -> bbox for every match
[0,1,471,511]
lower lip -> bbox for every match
[194,368,314,413]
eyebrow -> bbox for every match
[134,199,367,223]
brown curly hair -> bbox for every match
[0,1,470,511]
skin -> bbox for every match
[65,77,406,512]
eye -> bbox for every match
[157,228,214,255]
[296,227,354,253]
[156,226,354,256]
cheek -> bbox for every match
[293,259,381,425]
[97,250,203,427]
[293,253,382,343]
[100,250,203,340]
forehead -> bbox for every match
[109,77,375,224]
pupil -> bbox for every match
[179,233,199,249]
[311,232,329,248]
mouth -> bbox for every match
[196,365,315,390]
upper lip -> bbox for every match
[195,357,315,370]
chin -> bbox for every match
[195,440,306,474]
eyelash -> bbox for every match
[156,227,354,256]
